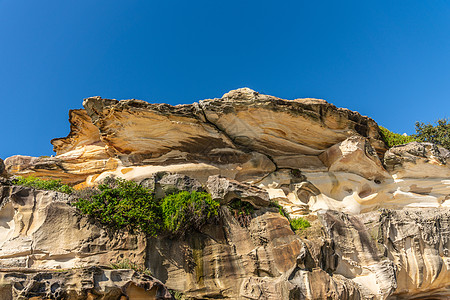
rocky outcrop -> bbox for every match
[5,88,387,187]
[2,88,450,299]
[4,150,119,186]
[319,135,390,181]
[0,183,146,269]
[3,179,450,299]
[0,158,5,177]
[380,209,450,299]
[206,175,271,207]
[0,267,173,300]
[384,141,450,178]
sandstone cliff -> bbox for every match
[1,88,449,299]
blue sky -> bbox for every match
[1,0,449,158]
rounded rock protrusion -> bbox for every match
[0,158,5,177]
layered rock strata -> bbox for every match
[1,88,449,299]
[5,88,387,186]
[0,267,172,300]
[1,178,449,299]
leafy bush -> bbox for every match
[13,176,73,194]
[73,177,219,237]
[290,217,311,232]
[73,177,160,236]
[379,126,417,148]
[415,118,450,150]
[162,191,219,235]
[269,201,290,219]
[228,199,254,227]
[169,290,184,300]
[110,259,152,276]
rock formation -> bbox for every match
[1,88,449,299]
[0,267,172,300]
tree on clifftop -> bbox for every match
[415,118,450,150]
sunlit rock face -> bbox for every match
[1,179,450,299]
[0,183,146,270]
[380,209,450,299]
[384,141,450,178]
[2,88,450,299]
[0,267,173,300]
[4,88,387,187]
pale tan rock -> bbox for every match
[206,175,271,207]
[200,88,387,158]
[89,155,275,186]
[51,109,106,155]
[4,145,119,185]
[0,267,172,300]
[0,184,146,269]
[319,135,390,181]
[384,141,450,178]
[2,177,450,299]
[380,209,450,299]
[6,88,388,187]
[4,89,450,299]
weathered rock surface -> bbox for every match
[5,88,387,187]
[200,88,386,159]
[0,183,146,270]
[384,141,450,178]
[4,147,119,186]
[0,267,173,300]
[206,175,270,207]
[3,88,450,299]
[319,135,390,181]
[2,178,450,299]
[380,209,450,299]
[140,172,205,199]
[0,158,5,177]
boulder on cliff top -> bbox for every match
[319,135,390,181]
[384,141,450,178]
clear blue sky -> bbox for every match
[1,0,449,158]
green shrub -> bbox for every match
[379,126,417,148]
[228,199,254,227]
[415,118,450,150]
[73,177,219,237]
[269,201,290,219]
[228,199,254,215]
[110,259,152,276]
[290,217,311,232]
[162,191,219,235]
[13,176,74,194]
[73,177,160,236]
[169,290,184,300]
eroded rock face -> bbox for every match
[1,175,450,299]
[3,89,450,299]
[4,147,119,186]
[0,183,146,270]
[5,88,387,187]
[200,88,387,159]
[319,135,390,181]
[206,175,270,207]
[380,209,450,299]
[51,109,106,155]
[0,158,5,177]
[0,267,173,300]
[384,141,450,178]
